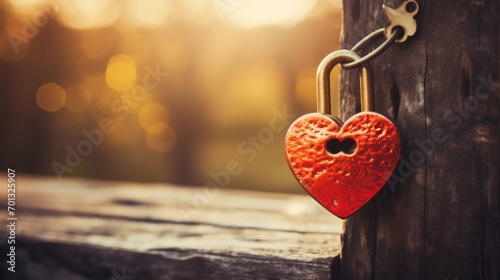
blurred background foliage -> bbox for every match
[0,0,343,193]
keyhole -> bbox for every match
[405,1,417,13]
[326,138,357,155]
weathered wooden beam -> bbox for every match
[0,176,342,279]
[340,0,500,279]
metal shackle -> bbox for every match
[316,50,374,115]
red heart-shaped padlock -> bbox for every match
[285,111,400,219]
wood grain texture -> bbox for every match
[0,176,342,280]
[340,0,500,279]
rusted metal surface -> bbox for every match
[285,112,400,219]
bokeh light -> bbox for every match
[123,0,169,27]
[58,0,120,29]
[146,123,176,153]
[215,64,287,125]
[226,0,317,28]
[138,103,170,130]
[64,85,92,113]
[36,82,66,112]
[1,0,343,190]
[105,54,137,92]
[6,0,46,13]
[174,1,209,23]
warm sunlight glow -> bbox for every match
[225,0,317,28]
[105,54,136,91]
[295,65,340,116]
[138,103,170,130]
[295,76,316,112]
[58,0,120,29]
[156,40,190,72]
[81,30,116,60]
[120,33,152,63]
[175,1,209,22]
[36,82,66,112]
[64,84,92,113]
[146,123,176,153]
[96,87,118,115]
[124,0,169,27]
[6,0,46,13]
[215,64,287,125]
[327,0,343,9]
[107,118,139,146]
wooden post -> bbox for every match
[340,0,499,278]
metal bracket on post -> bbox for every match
[383,0,419,43]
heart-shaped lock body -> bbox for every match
[285,50,400,219]
[285,112,400,218]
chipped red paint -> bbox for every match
[285,112,400,219]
